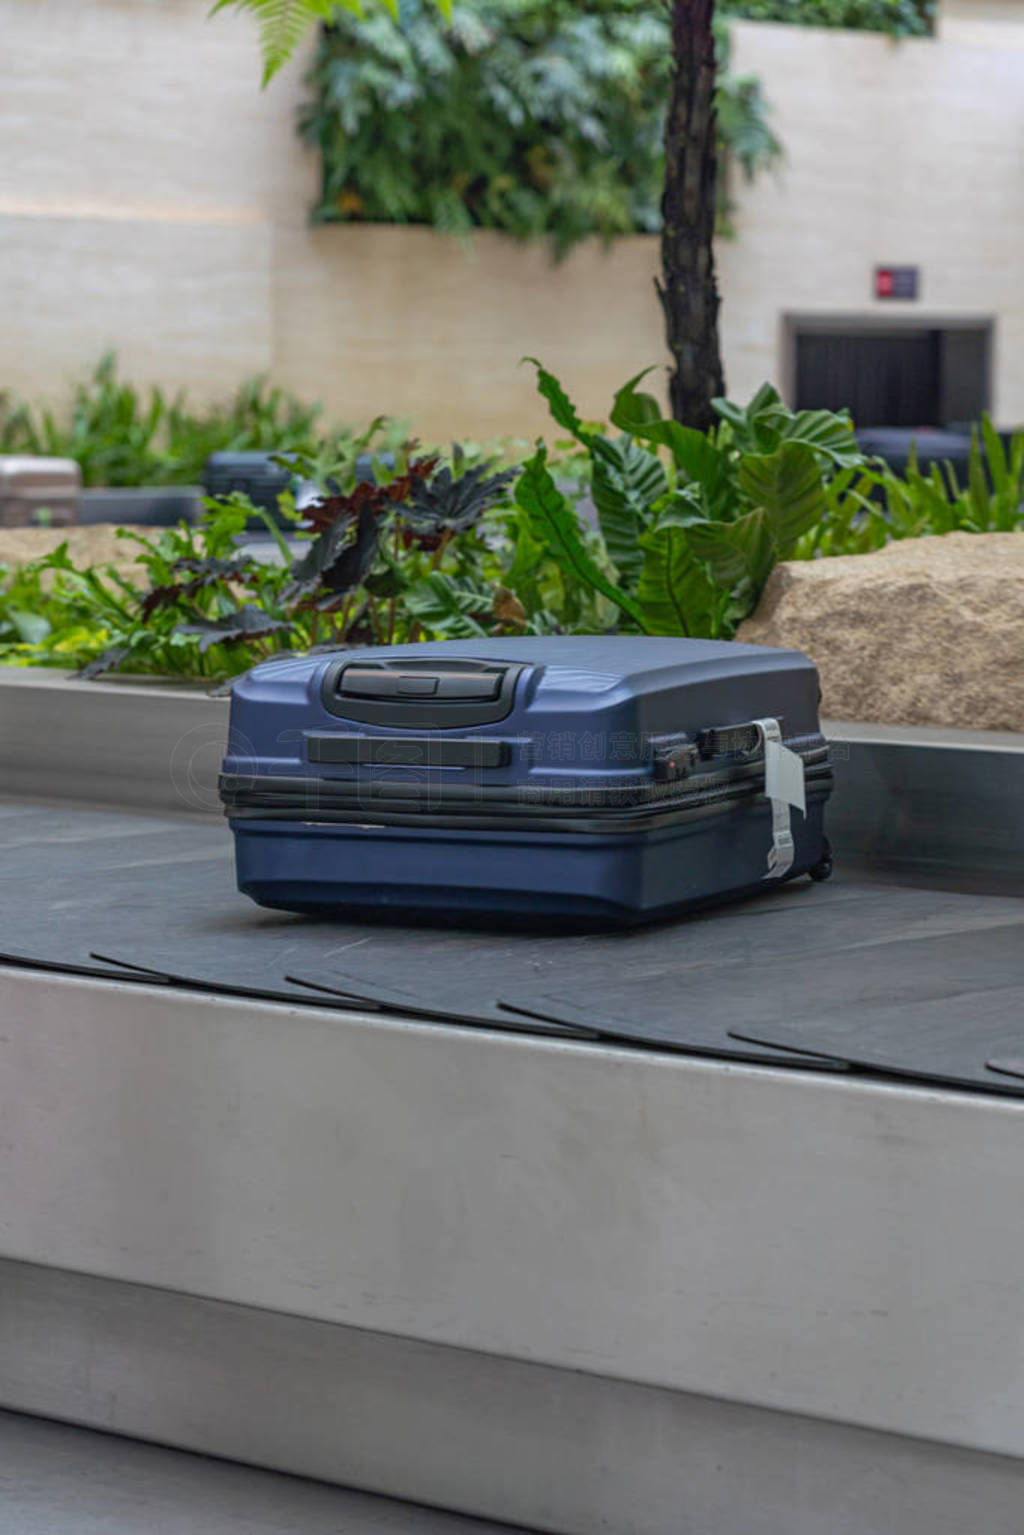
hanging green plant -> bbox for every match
[300,0,782,256]
[725,0,933,38]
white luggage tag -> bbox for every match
[752,717,806,880]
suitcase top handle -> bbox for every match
[321,657,527,729]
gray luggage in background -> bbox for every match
[0,456,81,527]
[202,452,290,515]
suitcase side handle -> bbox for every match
[697,722,768,760]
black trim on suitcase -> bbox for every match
[226,742,829,808]
[307,734,512,769]
[220,760,833,837]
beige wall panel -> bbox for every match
[271,224,667,441]
[722,20,1024,423]
[941,0,1024,46]
[2,0,308,221]
[3,0,1024,434]
[0,213,273,405]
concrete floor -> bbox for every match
[0,1411,529,1535]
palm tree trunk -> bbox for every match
[659,0,725,431]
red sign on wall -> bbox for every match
[875,266,920,300]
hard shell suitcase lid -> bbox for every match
[225,636,826,788]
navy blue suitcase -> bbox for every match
[219,636,834,924]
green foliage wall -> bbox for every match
[726,0,934,38]
[303,0,932,254]
[301,0,781,254]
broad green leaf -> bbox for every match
[653,483,711,529]
[636,523,721,639]
[710,397,751,438]
[610,376,734,516]
[686,508,775,597]
[744,381,783,417]
[712,383,786,453]
[777,408,863,469]
[363,565,406,599]
[714,384,861,468]
[663,428,734,518]
[590,435,667,589]
[403,573,492,638]
[609,369,663,435]
[7,609,51,646]
[644,418,728,493]
[514,446,647,629]
[503,511,548,611]
[736,442,826,553]
[524,358,594,446]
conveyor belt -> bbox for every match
[0,1409,526,1535]
[4,799,1024,1092]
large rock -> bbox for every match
[736,532,1024,731]
[0,525,149,583]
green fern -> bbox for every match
[211,0,338,84]
[213,0,450,84]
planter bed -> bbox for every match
[0,665,227,816]
[79,486,201,526]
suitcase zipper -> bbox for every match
[221,741,829,812]
[219,755,832,836]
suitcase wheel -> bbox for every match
[808,839,834,883]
